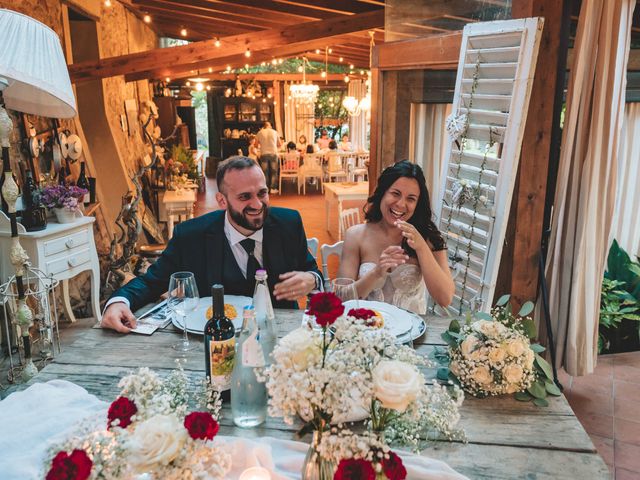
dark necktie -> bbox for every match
[239,238,261,282]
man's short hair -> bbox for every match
[216,156,257,193]
[262,121,271,129]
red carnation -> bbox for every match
[107,396,137,429]
[382,451,407,480]
[347,308,377,321]
[46,449,92,480]
[334,458,376,480]
[184,411,220,440]
[307,292,344,327]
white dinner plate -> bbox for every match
[171,295,252,335]
[342,300,414,338]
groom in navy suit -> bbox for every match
[101,156,322,333]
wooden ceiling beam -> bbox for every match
[70,9,384,82]
[208,0,354,19]
[177,73,366,82]
[134,35,373,81]
[275,0,374,15]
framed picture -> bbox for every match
[124,99,138,137]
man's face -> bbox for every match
[216,166,269,234]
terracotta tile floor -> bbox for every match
[562,351,640,479]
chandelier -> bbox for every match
[342,31,374,117]
[290,57,318,106]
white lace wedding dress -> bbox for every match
[358,262,427,314]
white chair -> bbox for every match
[352,152,369,181]
[320,241,343,284]
[326,151,348,183]
[278,152,301,194]
[299,153,323,194]
[306,237,319,259]
[339,207,360,240]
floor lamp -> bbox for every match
[0,9,77,381]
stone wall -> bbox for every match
[0,1,158,320]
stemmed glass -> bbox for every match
[168,272,199,353]
[330,278,359,306]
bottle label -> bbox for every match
[242,330,265,367]
[208,337,236,390]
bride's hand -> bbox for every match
[396,221,429,254]
[375,245,409,277]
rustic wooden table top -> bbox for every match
[20,309,609,479]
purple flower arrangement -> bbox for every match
[40,185,88,211]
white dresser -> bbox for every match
[0,212,101,322]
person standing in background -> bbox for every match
[255,122,282,194]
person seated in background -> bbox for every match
[100,156,323,333]
[284,141,300,166]
[338,160,454,315]
[248,135,259,162]
[316,130,330,150]
[296,135,309,154]
[339,134,353,152]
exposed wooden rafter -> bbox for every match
[69,9,384,82]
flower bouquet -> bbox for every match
[264,292,464,479]
[40,184,87,223]
[440,295,561,406]
[44,366,231,480]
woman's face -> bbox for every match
[379,177,420,226]
[299,135,307,143]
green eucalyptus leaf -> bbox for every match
[527,381,547,399]
[475,312,493,321]
[514,391,533,402]
[437,367,450,381]
[449,319,461,333]
[521,318,538,339]
[533,397,549,407]
[518,301,535,317]
[545,381,562,396]
[530,344,546,353]
[441,331,459,348]
[496,294,511,307]
[535,354,554,380]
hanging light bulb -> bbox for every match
[186,81,191,86]
[278,58,283,64]
[245,48,251,58]
[104,0,112,7]
[195,82,204,91]
[244,63,249,69]
[339,57,344,62]
[289,56,319,106]
[206,85,211,91]
[344,75,350,83]
[143,14,151,23]
[321,71,326,78]
[315,49,321,54]
[349,64,354,70]
[328,48,333,54]
[165,77,171,82]
[271,59,278,65]
[342,31,375,117]
[297,65,303,73]
[180,28,187,37]
[214,38,221,47]
[226,65,231,71]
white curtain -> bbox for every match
[283,82,314,145]
[543,0,635,376]
[611,102,640,259]
[409,103,451,207]
[348,79,368,150]
[273,81,284,139]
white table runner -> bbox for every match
[0,381,468,480]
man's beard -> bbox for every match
[228,202,268,231]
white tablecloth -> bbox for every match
[0,381,468,479]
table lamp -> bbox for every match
[0,8,77,381]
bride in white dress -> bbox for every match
[338,161,454,314]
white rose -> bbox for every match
[503,364,524,384]
[469,346,489,362]
[127,414,187,473]
[473,320,507,339]
[278,328,320,370]
[506,339,528,358]
[524,348,535,369]
[472,365,492,385]
[460,335,479,358]
[372,360,422,412]
[488,347,506,364]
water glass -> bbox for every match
[168,272,199,353]
[330,278,359,305]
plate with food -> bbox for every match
[171,295,252,334]
[342,300,414,338]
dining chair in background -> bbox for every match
[320,241,344,286]
[278,152,301,194]
[299,153,323,194]
[339,207,361,240]
[352,153,369,181]
[306,237,319,259]
[326,151,348,183]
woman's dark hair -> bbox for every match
[286,141,296,151]
[364,160,445,256]
[306,145,314,154]
[328,140,338,150]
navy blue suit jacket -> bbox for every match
[111,207,320,312]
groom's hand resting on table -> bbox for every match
[101,303,137,333]
[273,271,316,301]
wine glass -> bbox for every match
[330,278,359,306]
[168,272,199,353]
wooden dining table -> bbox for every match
[13,309,609,479]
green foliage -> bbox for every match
[599,240,640,353]
[171,144,198,180]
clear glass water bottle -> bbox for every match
[231,305,267,427]
[252,270,276,366]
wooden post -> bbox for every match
[495,0,568,307]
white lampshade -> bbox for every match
[0,9,76,118]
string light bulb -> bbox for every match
[214,38,221,47]
[344,75,350,83]
[349,64,354,70]
[180,28,187,37]
[339,57,344,62]
[208,67,213,73]
[206,85,211,91]
[321,71,326,78]
[328,48,333,54]
[245,48,251,57]
[104,0,112,7]
[315,49,320,54]
[165,77,171,82]
[186,81,191,86]
[271,59,277,65]
[143,15,151,23]
[195,82,204,91]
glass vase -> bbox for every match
[301,431,335,480]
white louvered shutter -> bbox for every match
[434,18,544,315]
